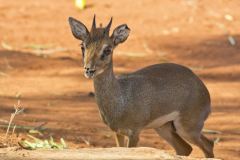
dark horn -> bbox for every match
[105,17,112,35]
[91,14,96,32]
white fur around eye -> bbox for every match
[101,44,109,51]
[100,44,111,55]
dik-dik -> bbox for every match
[68,16,214,158]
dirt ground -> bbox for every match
[0,0,239,159]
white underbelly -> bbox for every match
[144,111,179,129]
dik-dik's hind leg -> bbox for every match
[115,133,125,147]
[174,118,214,158]
[200,134,214,157]
[155,122,192,156]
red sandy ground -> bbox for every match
[0,0,239,159]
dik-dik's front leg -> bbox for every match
[115,133,125,147]
[127,131,140,147]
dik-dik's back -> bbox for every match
[68,15,214,158]
[111,63,211,130]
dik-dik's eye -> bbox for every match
[100,47,112,60]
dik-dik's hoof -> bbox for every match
[176,145,192,156]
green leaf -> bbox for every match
[19,135,68,150]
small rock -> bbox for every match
[88,92,95,97]
[228,35,236,46]
[224,14,234,21]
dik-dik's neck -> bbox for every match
[93,63,124,125]
[93,63,122,100]
[93,63,118,93]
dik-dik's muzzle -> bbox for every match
[84,67,96,78]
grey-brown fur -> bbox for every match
[68,16,214,158]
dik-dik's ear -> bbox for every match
[68,17,89,41]
[111,24,130,46]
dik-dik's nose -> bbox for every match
[86,69,96,74]
[84,67,95,72]
[84,66,96,77]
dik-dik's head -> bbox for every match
[68,15,130,78]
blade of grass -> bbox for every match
[60,138,67,148]
[0,124,46,131]
[203,129,222,134]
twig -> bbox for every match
[80,136,91,146]
[203,129,222,134]
[0,119,9,124]
[9,125,17,145]
[214,137,221,144]
[1,41,13,50]
[0,124,45,131]
[24,44,54,50]
[31,48,70,57]
[34,122,48,130]
[116,51,147,57]
[5,101,24,137]
[0,71,8,77]
[11,125,16,135]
